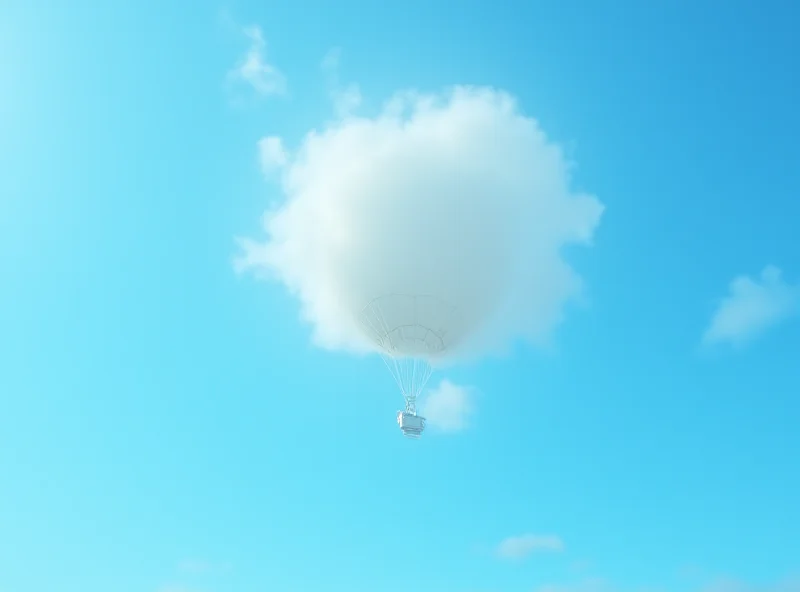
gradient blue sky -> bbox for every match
[2,1,799,591]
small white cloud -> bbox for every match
[321,47,362,117]
[496,534,564,560]
[257,136,289,175]
[703,265,799,347]
[421,379,474,432]
[228,25,286,97]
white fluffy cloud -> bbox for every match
[228,26,286,97]
[236,86,604,361]
[496,534,564,560]
[703,265,799,347]
[420,379,474,432]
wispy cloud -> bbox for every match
[156,559,231,592]
[421,379,475,433]
[228,25,286,97]
[703,265,799,347]
[321,47,362,117]
[496,533,564,560]
[257,136,289,176]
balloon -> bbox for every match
[357,293,459,437]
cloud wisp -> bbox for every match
[257,136,289,176]
[420,379,475,433]
[703,265,799,348]
[227,25,286,98]
[321,47,362,118]
[496,533,565,561]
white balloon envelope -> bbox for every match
[357,293,459,438]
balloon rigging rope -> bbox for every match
[358,295,444,411]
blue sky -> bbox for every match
[2,1,800,591]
